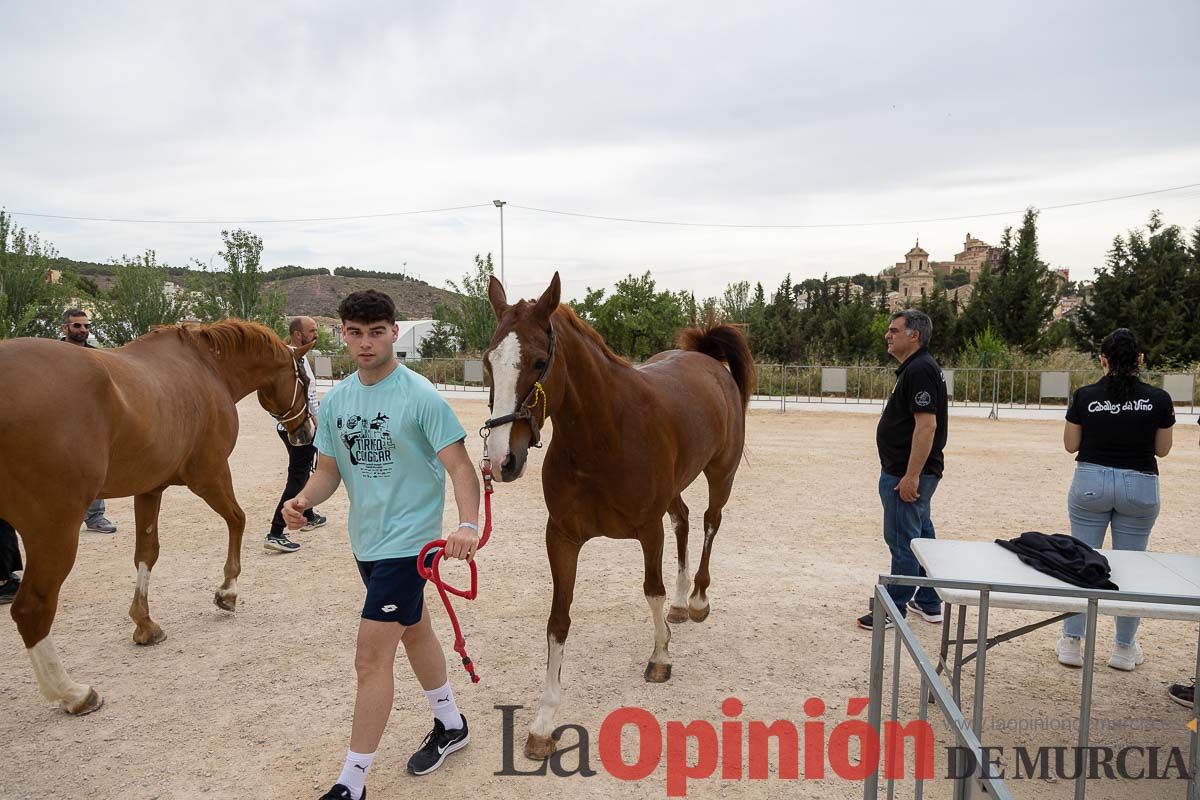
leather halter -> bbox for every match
[269,350,313,430]
[481,323,556,449]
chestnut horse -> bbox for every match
[483,273,754,759]
[0,320,315,714]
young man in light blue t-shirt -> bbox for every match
[283,290,480,800]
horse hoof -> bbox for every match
[213,591,237,612]
[644,662,672,683]
[688,605,711,623]
[133,627,167,646]
[524,733,557,760]
[63,688,104,716]
[667,606,690,624]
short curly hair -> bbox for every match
[338,290,396,325]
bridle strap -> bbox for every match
[482,323,556,447]
[271,351,311,427]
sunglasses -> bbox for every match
[68,322,91,330]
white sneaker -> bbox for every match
[1108,642,1145,671]
[1056,636,1083,667]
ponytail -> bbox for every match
[1100,328,1140,403]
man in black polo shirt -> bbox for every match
[857,309,948,630]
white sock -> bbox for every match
[336,750,374,799]
[424,680,464,730]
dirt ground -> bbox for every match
[2,397,1198,800]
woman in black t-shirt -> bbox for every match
[1056,329,1174,672]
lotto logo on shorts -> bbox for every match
[381,604,398,613]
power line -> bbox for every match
[6,181,1198,228]
[510,182,1200,229]
[3,203,493,225]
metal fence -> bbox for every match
[309,356,1200,415]
[752,364,1199,416]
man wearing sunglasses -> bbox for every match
[60,309,117,534]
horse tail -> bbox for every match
[678,321,756,409]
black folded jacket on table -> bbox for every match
[995,531,1119,591]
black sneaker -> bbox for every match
[264,533,300,553]
[856,612,894,631]
[1169,680,1195,708]
[407,716,470,776]
[0,578,17,605]
[318,784,364,800]
[906,600,943,624]
[301,512,328,532]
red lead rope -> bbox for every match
[416,461,494,683]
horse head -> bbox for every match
[258,340,317,446]
[483,272,561,482]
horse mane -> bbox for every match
[554,305,629,367]
[173,319,286,362]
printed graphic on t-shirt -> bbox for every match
[337,412,395,477]
[1086,399,1156,415]
[915,390,932,407]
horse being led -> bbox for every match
[0,320,315,714]
[483,273,755,759]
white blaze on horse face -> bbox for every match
[487,331,522,472]
[530,634,565,739]
[28,637,91,709]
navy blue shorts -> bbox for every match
[356,553,434,625]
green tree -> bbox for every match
[0,211,66,339]
[917,286,959,364]
[419,320,457,358]
[720,281,751,324]
[436,253,497,354]
[191,229,284,325]
[1000,208,1058,351]
[1076,210,1198,364]
[93,250,190,345]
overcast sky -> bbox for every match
[3,1,1199,302]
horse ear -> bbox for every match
[488,275,508,318]
[294,341,316,357]
[534,272,561,318]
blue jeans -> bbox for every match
[880,471,941,614]
[86,498,106,524]
[1062,463,1158,645]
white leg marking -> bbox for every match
[530,634,565,738]
[28,637,91,709]
[689,523,716,611]
[486,332,522,477]
[216,578,237,600]
[135,562,150,597]
[669,512,690,609]
[646,595,670,664]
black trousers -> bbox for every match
[270,429,316,536]
[0,518,21,577]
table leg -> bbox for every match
[1074,598,1099,800]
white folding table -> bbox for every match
[904,539,1200,799]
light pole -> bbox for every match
[492,199,506,290]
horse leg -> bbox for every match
[12,518,103,714]
[666,495,691,624]
[188,464,246,611]
[128,490,167,645]
[641,529,672,683]
[525,529,580,761]
[689,468,735,623]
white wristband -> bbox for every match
[457,522,479,532]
